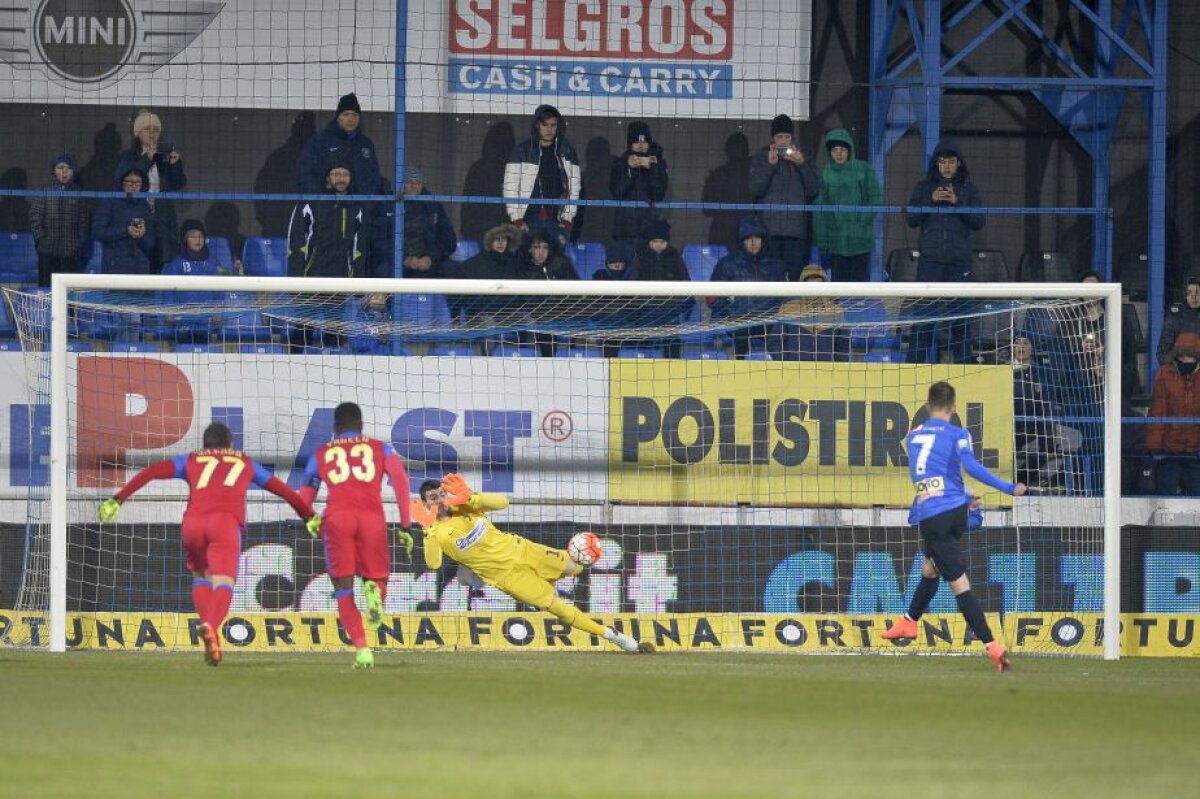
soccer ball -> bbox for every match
[567,531,603,566]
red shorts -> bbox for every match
[181,511,242,577]
[322,509,389,580]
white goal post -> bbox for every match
[32,274,1120,658]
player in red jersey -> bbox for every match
[299,402,413,669]
[97,421,315,666]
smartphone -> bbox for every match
[157,142,173,153]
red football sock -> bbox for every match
[336,589,366,649]
[192,580,213,619]
[204,585,234,631]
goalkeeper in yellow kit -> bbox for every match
[418,474,649,653]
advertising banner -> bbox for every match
[0,1,812,119]
[608,361,1015,507]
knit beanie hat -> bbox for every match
[337,93,362,115]
[180,219,206,241]
[51,153,78,172]
[627,120,652,145]
[771,114,794,136]
[645,218,671,242]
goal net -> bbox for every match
[1,276,1120,659]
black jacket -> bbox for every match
[610,143,668,241]
[905,139,985,267]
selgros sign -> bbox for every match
[0,1,811,118]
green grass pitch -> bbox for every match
[1,651,1195,798]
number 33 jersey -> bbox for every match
[303,435,406,519]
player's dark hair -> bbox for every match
[419,479,442,500]
[202,421,233,449]
[333,402,363,434]
[927,381,956,411]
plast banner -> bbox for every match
[0,353,608,509]
[412,0,812,117]
[0,1,812,119]
[608,362,1015,506]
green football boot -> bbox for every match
[363,580,384,632]
[353,647,375,669]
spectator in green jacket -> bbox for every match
[813,128,883,282]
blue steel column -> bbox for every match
[868,0,892,280]
[393,0,408,280]
[920,0,942,164]
[1146,1,1168,382]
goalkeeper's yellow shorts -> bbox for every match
[494,544,570,610]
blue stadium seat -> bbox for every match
[396,293,451,328]
[111,341,159,353]
[239,343,286,354]
[0,298,15,337]
[681,345,730,360]
[616,345,665,359]
[490,344,539,358]
[844,299,900,350]
[565,242,606,277]
[0,339,22,351]
[0,232,37,283]
[432,342,480,356]
[744,348,773,361]
[450,240,480,263]
[863,350,906,363]
[682,245,728,283]
[241,237,287,278]
[67,340,95,352]
[553,344,603,358]
[221,292,274,343]
[174,343,222,354]
[207,236,236,273]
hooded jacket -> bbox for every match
[115,141,186,264]
[521,232,579,281]
[403,187,458,274]
[709,217,787,317]
[1147,331,1200,453]
[502,105,581,224]
[92,167,156,274]
[286,157,369,278]
[297,114,382,194]
[610,134,669,242]
[455,224,524,281]
[813,129,883,256]
[30,153,91,259]
[905,139,985,266]
[748,136,820,240]
[1157,290,1200,365]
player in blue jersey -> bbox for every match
[882,381,1026,671]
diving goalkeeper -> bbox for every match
[418,474,649,653]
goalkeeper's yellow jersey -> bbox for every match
[422,493,529,583]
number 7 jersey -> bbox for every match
[301,435,412,524]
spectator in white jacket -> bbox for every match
[502,104,581,237]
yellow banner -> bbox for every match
[608,361,1014,506]
[3,612,1195,657]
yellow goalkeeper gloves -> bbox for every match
[97,497,121,524]
[305,514,322,538]
[394,526,415,559]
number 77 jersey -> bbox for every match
[301,435,412,523]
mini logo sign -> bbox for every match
[35,0,135,82]
[2,0,224,86]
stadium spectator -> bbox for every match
[610,120,668,251]
[1012,335,1081,491]
[91,166,156,274]
[29,152,91,287]
[1146,331,1200,496]
[748,113,819,281]
[114,109,186,268]
[287,156,373,278]
[904,140,984,281]
[503,104,580,235]
[633,219,689,283]
[1157,273,1200,366]
[709,217,788,358]
[455,223,522,281]
[401,165,457,279]
[813,128,882,282]
[521,228,579,281]
[771,263,848,361]
[163,219,237,277]
[591,242,635,281]
[297,93,382,195]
